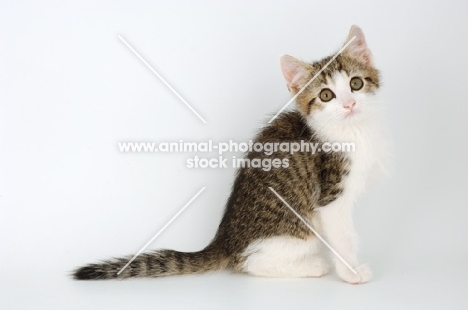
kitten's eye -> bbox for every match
[319,89,335,102]
[350,77,364,91]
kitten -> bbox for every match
[73,25,386,284]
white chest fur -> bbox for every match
[323,120,384,202]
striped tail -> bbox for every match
[73,244,228,280]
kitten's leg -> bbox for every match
[240,236,329,278]
[317,202,371,284]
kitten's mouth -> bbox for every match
[345,110,358,118]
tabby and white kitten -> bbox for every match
[74,25,386,284]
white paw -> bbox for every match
[309,257,330,277]
[336,263,372,284]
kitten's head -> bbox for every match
[280,26,380,130]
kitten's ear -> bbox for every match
[280,55,310,93]
[343,25,373,66]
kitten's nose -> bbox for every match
[343,98,356,110]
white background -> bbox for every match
[1,0,468,309]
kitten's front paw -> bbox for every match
[336,264,372,284]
